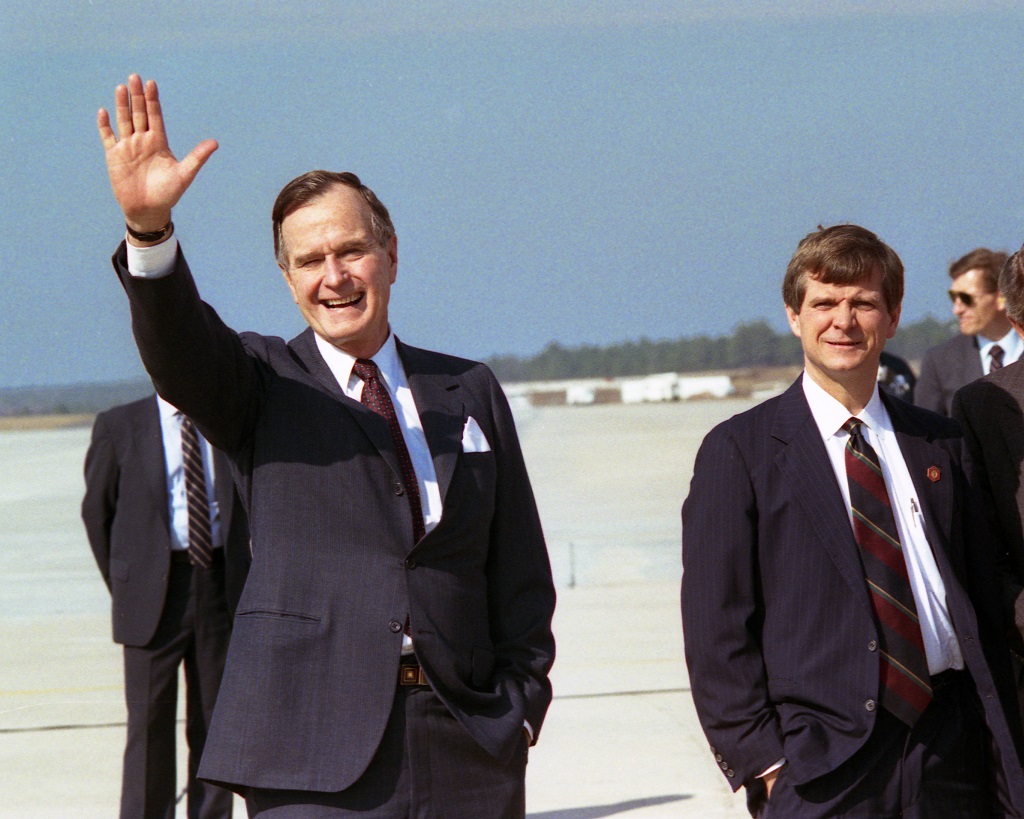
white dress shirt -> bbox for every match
[313,331,442,535]
[802,373,963,675]
[156,395,222,552]
[979,327,1023,375]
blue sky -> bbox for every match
[3,1,1024,387]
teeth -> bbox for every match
[325,294,361,307]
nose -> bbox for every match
[323,255,349,286]
[952,298,966,317]
[833,302,855,329]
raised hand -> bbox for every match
[97,75,218,238]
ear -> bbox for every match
[886,304,902,339]
[387,235,398,284]
[785,304,802,338]
[998,292,1007,312]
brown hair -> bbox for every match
[783,224,904,312]
[999,248,1024,326]
[272,171,395,266]
[948,247,1007,292]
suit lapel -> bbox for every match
[399,340,464,506]
[885,395,959,572]
[289,328,405,479]
[140,396,172,533]
[772,381,874,610]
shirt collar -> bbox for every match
[978,327,1023,359]
[313,328,403,394]
[801,370,892,442]
[156,394,181,422]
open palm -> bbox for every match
[98,75,217,233]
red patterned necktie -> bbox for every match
[990,344,1005,372]
[353,359,425,543]
[844,417,931,725]
[180,417,214,568]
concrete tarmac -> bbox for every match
[0,398,755,817]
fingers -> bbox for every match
[129,74,147,134]
[114,82,131,140]
[145,80,164,137]
[180,139,220,185]
[97,108,117,150]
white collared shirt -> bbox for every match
[802,373,963,675]
[978,328,1023,375]
[313,331,443,536]
[156,395,222,552]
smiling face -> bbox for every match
[278,184,398,359]
[786,267,900,409]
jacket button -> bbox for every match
[865,699,877,712]
[714,753,723,762]
[394,482,405,496]
[727,769,735,778]
[389,619,403,633]
[405,558,416,569]
[868,640,877,652]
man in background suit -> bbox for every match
[682,224,1024,817]
[95,75,555,817]
[953,244,1024,727]
[916,247,1020,415]
[82,393,250,818]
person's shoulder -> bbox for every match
[701,385,795,448]
[397,340,493,380]
[96,394,156,424]
[959,359,1024,404]
[923,333,976,359]
[885,392,960,440]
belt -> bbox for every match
[399,663,429,686]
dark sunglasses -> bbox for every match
[948,290,976,308]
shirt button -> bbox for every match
[394,482,405,496]
[388,619,403,633]
[865,699,877,712]
[868,641,878,652]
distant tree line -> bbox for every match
[484,316,956,383]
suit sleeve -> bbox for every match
[112,242,263,455]
[681,425,784,790]
[952,389,1024,651]
[914,347,946,415]
[81,413,118,590]
[482,370,556,743]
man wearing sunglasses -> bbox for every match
[954,244,1024,733]
[916,248,1020,415]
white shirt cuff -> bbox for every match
[126,234,178,278]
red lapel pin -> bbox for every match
[926,466,941,483]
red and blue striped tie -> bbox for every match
[844,417,931,725]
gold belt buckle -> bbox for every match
[400,665,426,686]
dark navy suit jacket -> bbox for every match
[112,244,556,793]
[681,378,1024,808]
[81,394,249,645]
